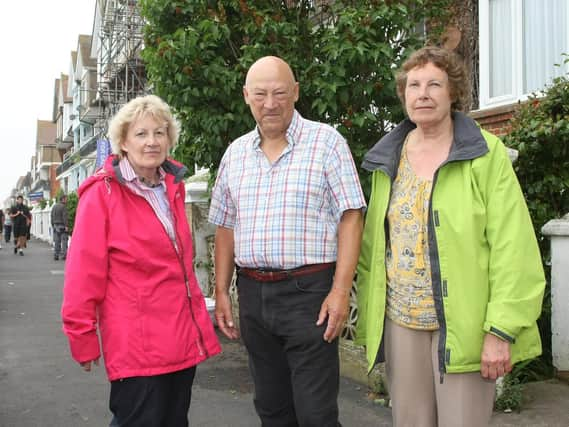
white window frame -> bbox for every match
[479,0,569,109]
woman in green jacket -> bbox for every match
[355,46,545,427]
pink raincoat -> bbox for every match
[61,156,220,381]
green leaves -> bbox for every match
[140,0,452,192]
[66,192,79,235]
[504,72,569,374]
[506,75,569,236]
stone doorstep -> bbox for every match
[555,369,569,384]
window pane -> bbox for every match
[490,0,513,97]
[523,0,569,93]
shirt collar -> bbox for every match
[252,109,303,149]
[119,157,166,188]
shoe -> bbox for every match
[14,247,17,254]
[19,250,24,256]
[54,255,59,261]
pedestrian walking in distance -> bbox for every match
[3,208,13,244]
[0,208,4,249]
[9,195,30,256]
[209,56,366,427]
[61,95,220,427]
[51,194,69,260]
[25,206,32,242]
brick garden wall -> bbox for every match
[48,165,61,199]
[470,104,517,138]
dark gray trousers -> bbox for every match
[52,225,68,257]
[237,266,340,427]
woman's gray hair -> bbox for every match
[108,94,181,159]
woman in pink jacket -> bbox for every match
[61,95,221,427]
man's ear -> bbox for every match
[243,86,250,105]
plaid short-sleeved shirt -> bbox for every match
[208,110,366,269]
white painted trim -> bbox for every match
[479,0,520,108]
[479,0,490,108]
[185,181,208,203]
[479,0,569,110]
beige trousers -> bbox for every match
[384,318,496,427]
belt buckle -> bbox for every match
[261,269,287,281]
[256,269,275,281]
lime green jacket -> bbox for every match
[355,113,545,375]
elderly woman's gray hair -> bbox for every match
[108,94,181,159]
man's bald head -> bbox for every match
[245,56,296,89]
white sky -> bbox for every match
[0,0,96,206]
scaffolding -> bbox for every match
[95,0,147,137]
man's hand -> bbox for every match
[215,292,239,340]
[316,286,350,343]
[80,358,100,372]
[317,208,361,343]
[480,333,512,379]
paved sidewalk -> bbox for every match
[1,239,568,426]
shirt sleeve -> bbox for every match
[208,149,236,228]
[325,135,367,222]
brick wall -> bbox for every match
[48,165,61,199]
[469,104,517,138]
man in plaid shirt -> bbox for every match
[209,56,366,427]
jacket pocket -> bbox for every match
[137,287,192,363]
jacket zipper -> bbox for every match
[379,142,449,380]
[130,183,210,359]
[429,156,469,382]
[170,190,209,358]
[428,169,448,384]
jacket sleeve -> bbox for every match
[61,182,110,363]
[481,135,545,342]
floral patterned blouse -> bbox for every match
[385,136,439,330]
